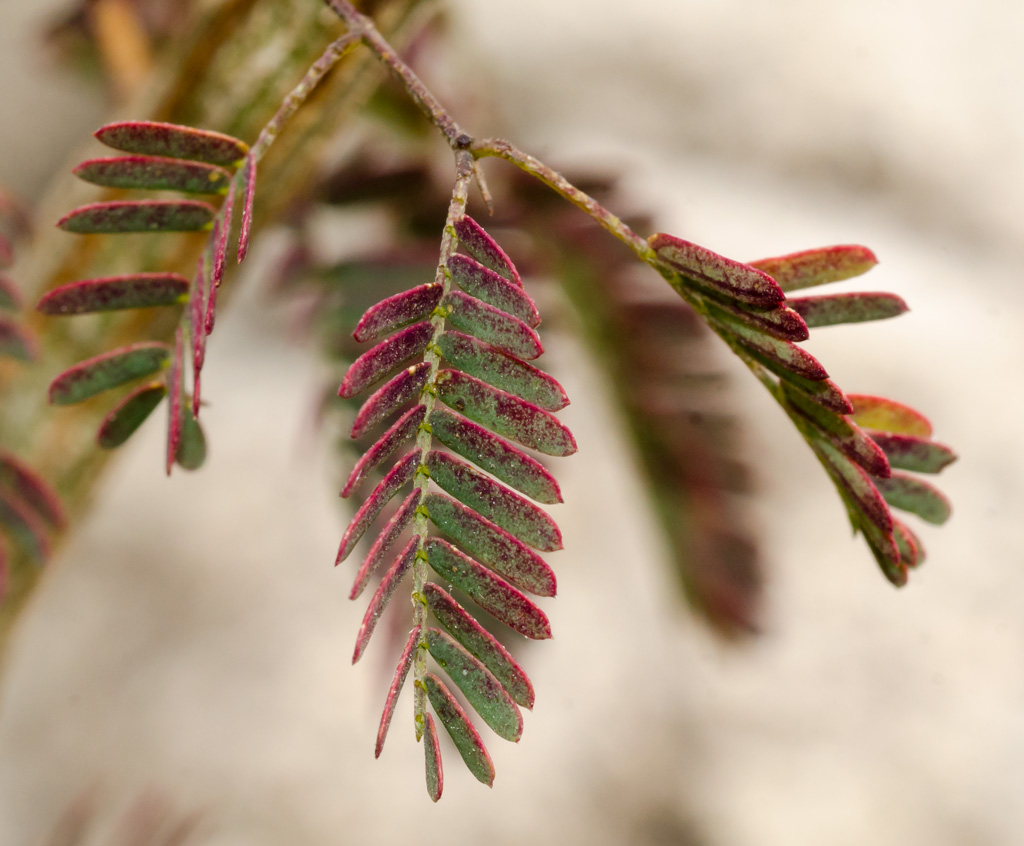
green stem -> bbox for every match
[410,149,474,740]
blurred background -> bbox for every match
[0,0,1020,844]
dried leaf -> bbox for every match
[425,627,523,741]
[750,244,878,292]
[426,451,561,551]
[354,283,443,343]
[95,121,249,167]
[453,216,521,285]
[97,382,167,449]
[350,362,431,439]
[424,492,556,597]
[435,370,576,457]
[48,342,171,405]
[423,672,495,786]
[873,473,952,525]
[448,254,540,327]
[352,538,416,663]
[428,408,562,504]
[0,316,36,361]
[350,489,421,599]
[443,291,542,361]
[38,273,189,314]
[339,321,433,398]
[425,538,551,639]
[866,430,957,474]
[423,713,443,802]
[848,394,932,438]
[650,233,784,308]
[342,405,425,498]
[57,200,215,234]
[437,330,568,411]
[789,292,908,328]
[73,155,232,194]
[336,450,420,564]
[376,625,420,758]
[424,583,534,708]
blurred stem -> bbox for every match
[0,0,432,657]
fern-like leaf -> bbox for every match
[337,198,572,795]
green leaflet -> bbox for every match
[425,627,523,742]
[48,343,171,406]
[97,382,167,449]
[94,121,249,168]
[73,156,233,195]
[423,673,495,787]
[58,200,216,234]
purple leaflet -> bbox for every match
[97,382,167,449]
[339,321,433,399]
[38,273,189,314]
[426,451,561,551]
[423,672,495,786]
[57,200,215,234]
[350,362,430,439]
[424,492,556,597]
[0,452,65,529]
[447,254,539,327]
[425,538,551,639]
[453,216,521,286]
[349,488,421,600]
[352,538,416,663]
[428,407,562,504]
[649,233,785,308]
[892,520,919,569]
[237,155,256,264]
[423,713,443,802]
[342,405,425,498]
[94,121,249,168]
[190,252,209,415]
[0,234,11,269]
[425,627,523,742]
[424,583,535,708]
[865,430,957,474]
[0,491,51,562]
[212,175,236,292]
[435,369,576,457]
[0,316,36,361]
[436,330,568,411]
[375,625,421,758]
[811,439,903,587]
[443,290,542,361]
[848,395,932,438]
[0,274,22,311]
[336,449,420,564]
[353,283,443,343]
[703,298,809,342]
[722,323,828,382]
[789,292,908,328]
[873,473,952,525]
[48,342,171,406]
[806,378,855,415]
[749,244,878,293]
[73,156,233,194]
[166,326,184,475]
[782,382,890,478]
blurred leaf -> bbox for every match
[866,430,957,474]
[849,394,932,438]
[38,274,189,314]
[57,200,215,233]
[97,382,166,449]
[0,316,37,361]
[749,244,878,292]
[48,342,171,405]
[789,292,908,328]
[95,120,249,167]
[873,473,952,525]
[73,155,232,194]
